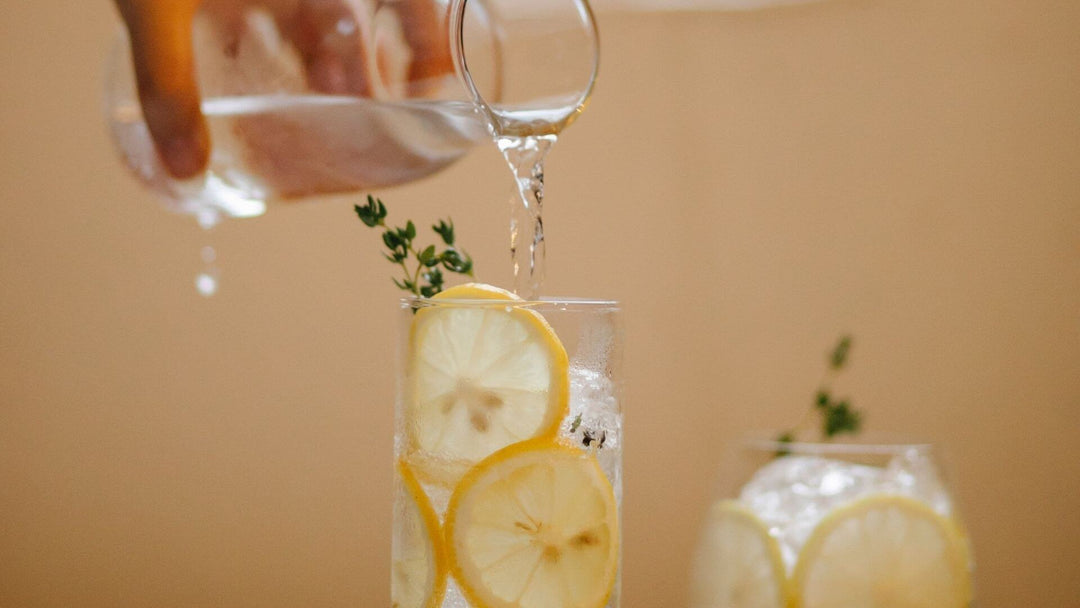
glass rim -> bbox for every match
[741,430,935,456]
[401,296,620,311]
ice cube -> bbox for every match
[562,365,622,502]
[879,447,954,517]
[738,452,956,570]
[442,578,470,608]
[418,480,452,518]
[738,455,883,568]
[564,366,621,444]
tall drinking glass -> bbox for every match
[691,435,975,608]
[392,289,623,608]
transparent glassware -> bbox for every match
[451,0,600,138]
[104,0,500,227]
[392,295,623,608]
[690,435,975,608]
[450,0,599,298]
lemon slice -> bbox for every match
[691,500,789,608]
[407,283,569,476]
[792,494,972,608]
[445,438,619,608]
[392,460,448,608]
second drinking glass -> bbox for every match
[691,435,975,608]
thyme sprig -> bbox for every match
[777,335,863,454]
[355,195,474,297]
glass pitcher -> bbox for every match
[104,0,500,226]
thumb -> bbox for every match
[117,1,209,179]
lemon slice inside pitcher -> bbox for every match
[405,283,568,484]
[792,494,972,608]
[445,438,619,608]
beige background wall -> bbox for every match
[2,0,1078,606]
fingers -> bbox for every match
[115,0,210,179]
[392,0,453,97]
[283,0,454,99]
[286,0,374,97]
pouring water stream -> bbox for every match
[450,0,600,299]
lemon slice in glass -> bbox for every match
[691,500,789,608]
[445,438,619,608]
[392,460,448,608]
[792,494,973,608]
[406,283,569,480]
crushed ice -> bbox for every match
[738,452,953,569]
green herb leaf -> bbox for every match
[382,231,398,250]
[424,268,444,291]
[830,335,853,370]
[419,245,436,266]
[354,195,388,227]
[440,249,474,275]
[356,196,477,297]
[433,219,455,245]
[824,400,861,437]
[777,334,864,452]
[775,431,795,457]
[815,390,830,409]
[440,249,462,266]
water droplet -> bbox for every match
[201,245,217,263]
[195,272,218,297]
[196,207,221,230]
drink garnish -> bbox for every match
[445,438,619,608]
[690,500,788,608]
[777,335,864,452]
[791,495,972,608]
[392,460,448,608]
[354,194,474,297]
[406,283,569,471]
